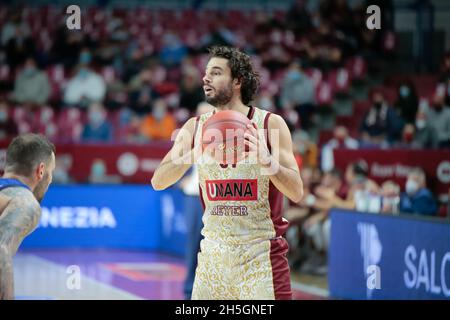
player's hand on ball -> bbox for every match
[244,122,271,167]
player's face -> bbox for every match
[203,57,234,107]
[34,152,56,203]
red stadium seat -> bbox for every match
[304,68,323,88]
[318,129,334,147]
[353,100,371,117]
[345,56,367,81]
[56,108,85,142]
[328,68,351,95]
[315,81,334,106]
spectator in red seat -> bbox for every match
[11,57,50,106]
[140,99,177,141]
[128,66,159,116]
[199,16,237,49]
[394,81,418,125]
[427,94,450,148]
[321,125,359,172]
[380,180,401,214]
[63,50,106,108]
[159,31,188,68]
[299,168,346,275]
[400,168,438,216]
[280,60,316,130]
[292,130,319,170]
[0,100,18,141]
[2,10,34,71]
[360,90,404,146]
[439,51,450,83]
[314,160,379,211]
[396,123,416,148]
[413,110,438,148]
[81,103,113,142]
[179,65,204,115]
[283,166,317,271]
[286,0,312,36]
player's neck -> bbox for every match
[2,173,34,190]
[215,99,249,116]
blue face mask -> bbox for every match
[153,108,166,121]
[399,85,410,98]
[78,68,89,78]
[92,162,106,177]
[89,111,104,125]
[0,110,7,122]
[79,52,92,64]
[23,66,36,77]
[287,70,301,82]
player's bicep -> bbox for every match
[167,117,198,160]
[269,114,299,173]
[0,195,41,253]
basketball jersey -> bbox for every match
[193,106,289,245]
[0,178,31,192]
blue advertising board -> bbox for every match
[20,185,189,256]
[329,209,450,300]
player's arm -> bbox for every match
[245,114,304,203]
[0,191,41,300]
[151,117,198,191]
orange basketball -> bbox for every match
[202,110,252,164]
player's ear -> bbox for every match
[36,162,45,180]
[233,77,241,89]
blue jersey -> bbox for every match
[0,178,30,192]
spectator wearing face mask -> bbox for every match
[88,158,121,184]
[81,103,113,142]
[321,125,359,172]
[280,60,316,130]
[292,130,318,169]
[394,81,419,125]
[0,100,18,141]
[380,180,401,214]
[140,99,177,141]
[413,110,438,148]
[12,57,50,106]
[399,168,438,216]
[314,160,379,211]
[426,94,450,148]
[63,50,106,108]
[360,90,404,146]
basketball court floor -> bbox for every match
[14,249,328,300]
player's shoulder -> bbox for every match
[266,112,289,131]
[0,187,40,211]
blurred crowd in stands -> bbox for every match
[0,1,449,273]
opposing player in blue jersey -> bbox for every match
[0,133,56,299]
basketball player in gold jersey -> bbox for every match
[152,46,303,300]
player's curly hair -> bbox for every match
[208,46,260,105]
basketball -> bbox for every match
[201,110,252,164]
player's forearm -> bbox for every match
[0,245,14,300]
[151,151,193,190]
[264,158,303,203]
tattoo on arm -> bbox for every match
[0,188,41,300]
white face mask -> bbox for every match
[405,179,419,195]
[415,119,426,129]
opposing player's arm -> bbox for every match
[151,117,198,191]
[0,190,41,300]
[265,114,304,203]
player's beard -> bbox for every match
[205,81,233,107]
[33,171,50,203]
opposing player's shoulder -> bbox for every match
[0,187,40,212]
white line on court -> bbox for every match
[14,254,142,300]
